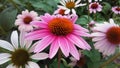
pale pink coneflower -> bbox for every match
[112,6,120,14]
[68,50,86,67]
[0,31,48,68]
[15,10,40,31]
[26,13,91,60]
[54,8,66,15]
[89,2,102,13]
[91,19,120,56]
[88,20,96,28]
[58,0,86,14]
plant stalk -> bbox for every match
[100,52,120,68]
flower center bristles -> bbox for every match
[48,18,73,36]
[11,49,30,67]
[66,1,75,9]
[91,3,98,9]
[23,16,33,24]
[59,9,65,15]
[116,7,120,11]
[106,26,120,44]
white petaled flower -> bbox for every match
[89,2,102,13]
[15,10,40,32]
[89,0,102,3]
[0,31,48,68]
[112,6,120,14]
[91,19,120,56]
[58,0,86,14]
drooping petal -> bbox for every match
[49,39,59,59]
[11,31,18,49]
[79,37,91,50]
[75,0,81,5]
[0,40,14,51]
[91,32,105,37]
[25,40,32,49]
[0,53,11,60]
[69,42,80,60]
[75,3,86,7]
[31,21,48,28]
[31,53,48,60]
[25,64,31,68]
[34,35,56,52]
[28,61,40,68]
[26,30,49,40]
[74,24,89,32]
[20,30,26,47]
[58,5,68,10]
[71,9,76,14]
[73,30,91,37]
[92,36,106,42]
[6,64,16,68]
[29,41,39,52]
[67,34,89,50]
[0,58,10,65]
[57,37,70,57]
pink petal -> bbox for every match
[92,36,106,42]
[74,24,89,32]
[31,21,48,28]
[69,42,80,60]
[79,37,91,50]
[34,35,56,52]
[67,34,90,50]
[106,45,115,56]
[49,39,59,59]
[91,32,105,37]
[57,37,70,57]
[70,14,78,23]
[26,30,49,40]
[40,13,53,23]
[73,30,91,37]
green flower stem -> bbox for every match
[8,0,20,12]
[58,49,62,68]
[93,13,96,21]
[87,0,90,22]
[61,58,72,68]
[100,52,120,68]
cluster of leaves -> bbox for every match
[0,0,120,68]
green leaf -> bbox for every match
[87,61,100,68]
[0,7,17,32]
[76,15,92,25]
[102,2,111,14]
[83,49,101,62]
[29,0,57,13]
